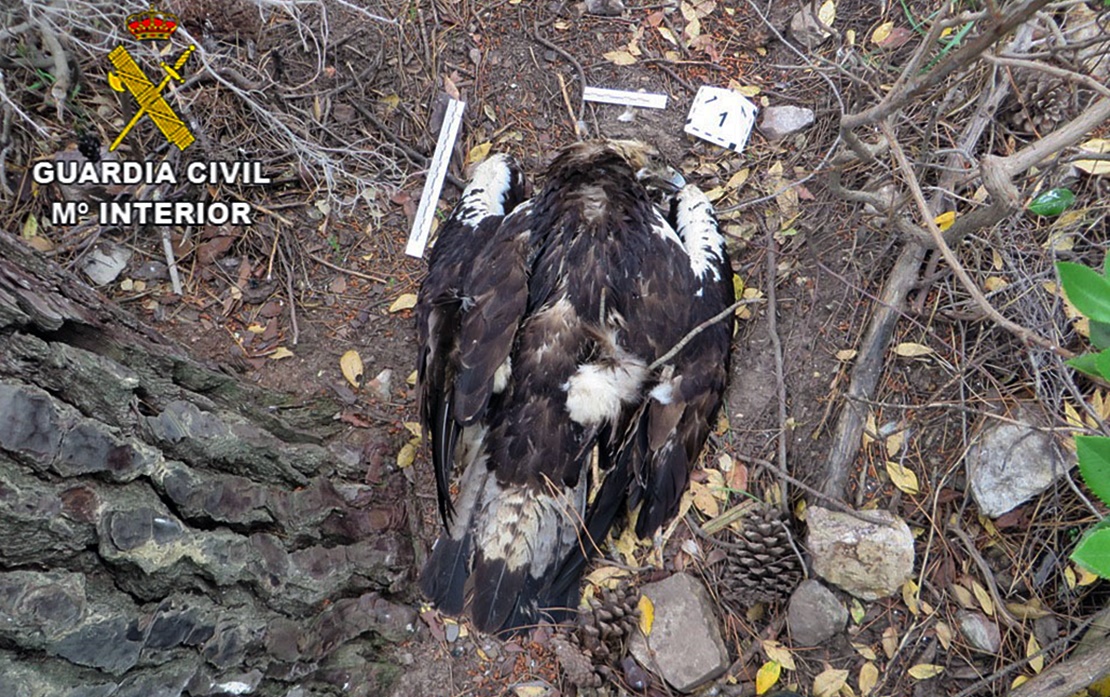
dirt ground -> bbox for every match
[6,0,1110,695]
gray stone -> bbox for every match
[967,412,1073,518]
[760,106,815,141]
[957,611,1000,654]
[789,7,832,48]
[584,0,625,16]
[0,570,88,643]
[50,616,144,675]
[787,579,847,646]
[629,573,728,691]
[80,243,132,286]
[807,506,915,600]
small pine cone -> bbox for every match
[552,636,602,688]
[704,505,804,612]
[1004,69,1071,134]
[575,583,642,667]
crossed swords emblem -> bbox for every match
[107,43,196,151]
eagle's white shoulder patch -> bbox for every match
[455,154,518,227]
[563,360,648,426]
[675,185,725,281]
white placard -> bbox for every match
[583,86,668,110]
[684,86,758,153]
[406,98,466,258]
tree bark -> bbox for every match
[0,231,412,696]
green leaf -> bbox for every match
[1095,349,1110,380]
[1075,435,1110,507]
[1058,262,1110,323]
[1092,320,1110,351]
[1028,188,1076,217]
[1068,352,1102,378]
[1071,519,1110,578]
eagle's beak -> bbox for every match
[637,164,686,194]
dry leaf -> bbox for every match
[656,26,679,45]
[638,594,655,635]
[1026,634,1044,673]
[269,347,295,360]
[984,276,1009,292]
[817,0,835,27]
[971,579,994,616]
[340,349,364,387]
[935,620,953,650]
[403,421,423,439]
[1074,138,1110,176]
[881,626,898,659]
[725,168,751,190]
[886,460,920,495]
[935,210,956,231]
[407,370,418,386]
[907,664,944,680]
[836,348,858,361]
[584,565,630,589]
[902,578,920,615]
[443,74,461,100]
[1064,564,1077,589]
[603,49,638,65]
[894,342,933,357]
[813,667,849,697]
[885,430,905,457]
[756,661,782,695]
[762,640,796,670]
[1006,599,1051,619]
[871,21,893,44]
[859,661,878,696]
[389,293,418,313]
[397,442,416,468]
[690,479,720,517]
[951,583,975,609]
[467,141,492,165]
[863,411,877,449]
[852,642,876,660]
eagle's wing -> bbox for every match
[416,154,525,526]
[625,183,734,536]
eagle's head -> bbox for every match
[554,139,686,195]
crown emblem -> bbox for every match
[126,6,179,41]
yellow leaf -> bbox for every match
[1006,598,1051,619]
[638,594,655,636]
[466,141,492,165]
[813,667,849,697]
[871,21,894,44]
[862,412,877,449]
[934,210,956,231]
[836,349,858,361]
[340,349,364,387]
[725,168,751,190]
[984,276,1009,292]
[817,0,836,27]
[762,640,796,670]
[1077,565,1099,586]
[1064,564,1077,589]
[907,664,944,680]
[756,660,782,695]
[902,579,920,616]
[403,421,423,439]
[613,523,642,566]
[584,565,630,589]
[603,49,638,65]
[381,93,401,111]
[1011,675,1029,690]
[951,583,974,608]
[269,347,295,360]
[690,479,719,517]
[846,28,855,45]
[735,85,761,97]
[1064,401,1084,430]
[514,686,547,697]
[935,620,953,650]
[389,293,418,313]
[970,579,994,616]
[893,342,933,357]
[1027,634,1044,673]
[407,370,418,386]
[881,626,898,659]
[885,430,905,457]
[858,661,878,696]
[396,442,416,468]
[656,26,678,45]
[886,460,920,495]
[1074,138,1110,176]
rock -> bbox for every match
[789,7,832,48]
[957,611,1001,653]
[807,506,915,600]
[629,573,728,691]
[787,579,847,646]
[967,412,1073,518]
[584,0,625,15]
[81,242,132,286]
[368,369,393,402]
[760,106,815,141]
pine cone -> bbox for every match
[574,583,641,669]
[704,505,804,612]
[552,636,602,688]
[1003,69,1071,134]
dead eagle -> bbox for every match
[416,140,734,634]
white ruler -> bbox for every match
[405,98,466,258]
[583,86,668,110]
